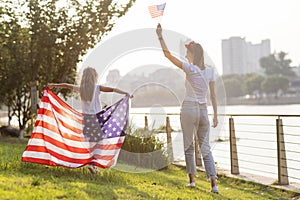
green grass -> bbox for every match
[0,137,299,200]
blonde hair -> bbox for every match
[187,43,204,68]
[80,67,98,101]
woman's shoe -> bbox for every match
[186,182,196,187]
[211,185,219,193]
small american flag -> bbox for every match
[22,88,129,168]
[148,3,166,18]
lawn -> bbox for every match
[0,137,299,200]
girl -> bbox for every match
[156,24,219,193]
[48,67,132,174]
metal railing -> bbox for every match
[129,112,300,185]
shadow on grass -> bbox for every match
[15,162,155,199]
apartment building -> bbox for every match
[222,37,270,75]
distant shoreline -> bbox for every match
[131,96,300,107]
[225,96,300,105]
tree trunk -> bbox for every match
[19,129,24,139]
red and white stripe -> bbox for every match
[148,5,164,18]
[22,89,125,168]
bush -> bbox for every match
[119,125,169,170]
[0,126,19,137]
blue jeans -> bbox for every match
[180,101,217,178]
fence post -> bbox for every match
[144,116,148,130]
[229,117,239,175]
[194,135,203,167]
[166,116,174,162]
[276,118,289,185]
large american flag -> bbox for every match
[22,88,129,168]
[148,3,166,18]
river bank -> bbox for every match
[226,95,300,105]
[130,95,300,107]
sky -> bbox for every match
[86,0,300,76]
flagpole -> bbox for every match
[159,16,163,24]
[159,2,166,24]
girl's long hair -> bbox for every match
[80,67,98,101]
[187,43,205,68]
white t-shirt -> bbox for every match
[182,62,215,104]
[81,85,102,114]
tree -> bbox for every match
[0,3,31,127]
[214,76,226,101]
[0,0,136,133]
[261,75,289,95]
[223,79,244,97]
[260,51,295,77]
[241,73,265,95]
[221,74,244,97]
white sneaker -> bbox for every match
[186,182,196,187]
[211,185,219,193]
[88,165,99,174]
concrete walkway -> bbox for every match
[173,160,300,194]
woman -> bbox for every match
[48,67,132,174]
[156,24,219,193]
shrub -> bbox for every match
[118,125,169,170]
[0,126,19,137]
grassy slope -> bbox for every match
[0,137,298,200]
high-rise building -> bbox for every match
[222,37,270,75]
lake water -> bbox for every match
[129,104,300,184]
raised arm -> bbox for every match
[156,23,182,69]
[100,86,133,98]
[47,83,79,92]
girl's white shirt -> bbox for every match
[81,85,102,114]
